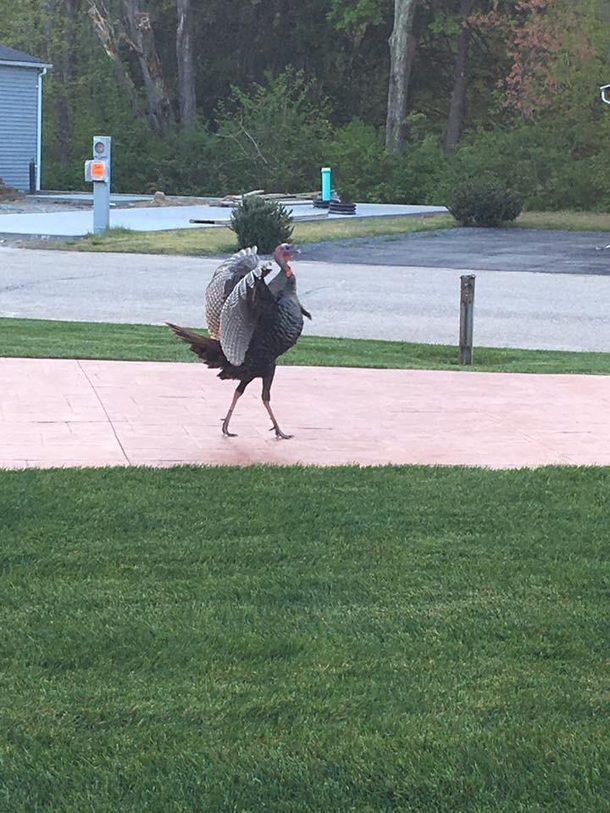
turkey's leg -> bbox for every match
[262,367,293,440]
[222,380,250,437]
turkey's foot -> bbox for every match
[263,399,292,439]
[269,425,293,440]
[221,387,245,437]
[221,418,237,437]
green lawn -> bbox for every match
[48,213,456,256]
[515,210,610,231]
[1,464,608,812]
[2,317,609,375]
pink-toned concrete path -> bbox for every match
[0,358,609,469]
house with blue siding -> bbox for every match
[0,45,52,191]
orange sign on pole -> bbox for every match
[90,161,107,181]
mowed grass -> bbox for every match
[48,213,456,256]
[515,210,610,231]
[1,465,609,812]
[2,316,610,375]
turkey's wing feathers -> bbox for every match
[205,246,261,339]
[219,267,276,366]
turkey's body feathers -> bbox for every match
[171,247,308,387]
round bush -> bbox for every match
[449,179,523,227]
[229,196,294,253]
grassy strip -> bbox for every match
[515,210,610,231]
[1,317,609,375]
[1,464,609,812]
[47,213,456,255]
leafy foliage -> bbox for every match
[449,177,523,227]
[215,70,333,194]
[229,196,294,253]
[2,0,610,209]
[326,122,446,205]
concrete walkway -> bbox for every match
[1,358,609,469]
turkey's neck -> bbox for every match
[276,255,292,275]
[282,274,297,296]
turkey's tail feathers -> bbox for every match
[167,323,226,369]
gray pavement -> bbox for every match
[306,227,610,275]
[1,245,609,352]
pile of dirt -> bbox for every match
[0,179,25,203]
[128,189,318,208]
[127,191,223,208]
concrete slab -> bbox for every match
[1,358,609,470]
[0,202,448,238]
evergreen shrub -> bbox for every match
[230,196,294,253]
[449,178,523,227]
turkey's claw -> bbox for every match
[222,418,237,437]
[269,426,293,440]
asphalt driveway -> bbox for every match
[304,227,610,275]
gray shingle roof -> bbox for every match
[0,44,50,67]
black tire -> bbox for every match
[329,201,357,215]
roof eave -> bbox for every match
[0,59,53,69]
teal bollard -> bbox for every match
[321,167,332,202]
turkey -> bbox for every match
[168,243,311,439]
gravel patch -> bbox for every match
[0,199,91,215]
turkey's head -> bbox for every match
[272,243,299,277]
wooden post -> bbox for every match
[459,274,475,365]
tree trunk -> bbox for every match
[88,2,148,122]
[122,0,174,135]
[176,0,196,127]
[56,0,80,164]
[385,0,418,155]
[444,0,474,153]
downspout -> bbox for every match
[36,67,47,191]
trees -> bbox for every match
[88,1,173,135]
[121,1,174,134]
[385,0,419,154]
[330,0,420,155]
[176,0,196,127]
[444,0,475,152]
[2,0,610,205]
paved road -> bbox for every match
[306,227,610,275]
[1,243,609,351]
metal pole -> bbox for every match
[93,179,110,235]
[459,274,476,365]
[91,136,111,235]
